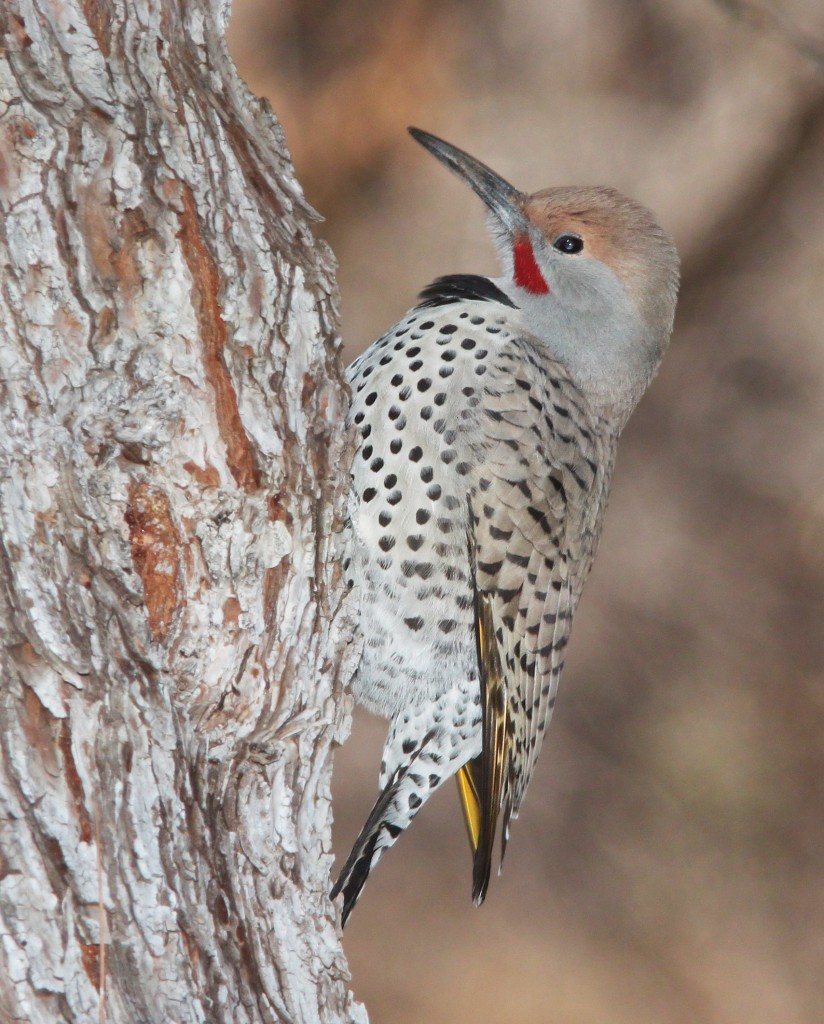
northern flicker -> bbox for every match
[333,128,679,926]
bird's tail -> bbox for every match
[331,760,424,927]
[332,727,459,927]
[331,780,396,926]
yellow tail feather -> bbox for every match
[456,763,481,853]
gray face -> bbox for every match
[500,249,658,425]
[493,223,670,423]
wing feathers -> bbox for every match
[462,337,613,878]
[470,577,509,905]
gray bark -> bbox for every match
[0,2,364,1022]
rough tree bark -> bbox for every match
[0,2,365,1022]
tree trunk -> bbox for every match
[0,2,364,1022]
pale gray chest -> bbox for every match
[346,302,514,715]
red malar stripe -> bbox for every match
[513,236,549,295]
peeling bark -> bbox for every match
[0,2,363,1022]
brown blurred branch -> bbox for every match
[714,0,824,72]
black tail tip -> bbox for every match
[331,845,375,929]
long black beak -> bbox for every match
[409,127,528,235]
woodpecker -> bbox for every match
[333,128,679,926]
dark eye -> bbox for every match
[553,233,584,255]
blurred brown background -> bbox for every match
[228,3,824,1021]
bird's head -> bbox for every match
[409,128,679,426]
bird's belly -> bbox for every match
[351,571,477,718]
[346,418,478,718]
